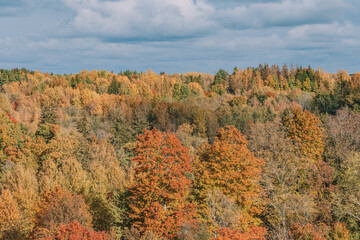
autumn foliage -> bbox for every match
[283,105,325,162]
[32,186,93,238]
[0,67,360,239]
[195,126,264,231]
[290,223,327,240]
[214,226,267,240]
[0,189,26,239]
[129,129,195,238]
[46,220,109,240]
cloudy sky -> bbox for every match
[0,0,359,74]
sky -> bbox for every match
[0,0,359,74]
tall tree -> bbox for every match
[248,120,313,240]
[282,106,325,163]
[195,126,265,233]
[282,106,333,228]
[128,129,195,239]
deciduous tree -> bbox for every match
[195,126,264,231]
[0,189,27,239]
[32,186,93,239]
[129,129,195,239]
[46,220,109,240]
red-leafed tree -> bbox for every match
[128,129,195,239]
[46,220,109,240]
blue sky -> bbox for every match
[0,0,359,74]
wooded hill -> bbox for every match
[0,64,360,239]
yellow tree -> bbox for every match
[2,164,39,235]
[282,106,324,163]
[282,106,333,227]
[265,75,276,89]
[195,126,265,233]
[0,189,27,239]
[303,78,312,92]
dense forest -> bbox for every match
[0,64,360,239]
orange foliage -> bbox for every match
[32,186,92,239]
[290,223,327,240]
[5,112,17,123]
[196,126,264,229]
[129,129,195,239]
[331,222,350,240]
[214,226,267,240]
[188,82,204,96]
[46,221,109,240]
[230,68,250,94]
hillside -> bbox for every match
[0,65,360,239]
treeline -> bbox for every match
[0,65,360,239]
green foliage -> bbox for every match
[213,69,229,85]
[173,83,191,101]
[110,190,132,238]
[76,111,91,137]
[185,74,203,85]
[210,84,226,95]
[36,123,58,143]
[119,70,138,78]
[40,106,58,125]
[0,68,31,88]
[295,66,316,88]
[108,77,121,94]
[314,91,341,114]
[110,122,136,150]
[256,94,267,104]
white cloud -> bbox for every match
[0,37,13,47]
[216,0,349,29]
[287,21,359,40]
[63,0,216,39]
[0,0,359,74]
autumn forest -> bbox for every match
[1,65,360,239]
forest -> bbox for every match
[0,64,360,239]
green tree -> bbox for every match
[173,83,191,101]
[214,69,229,86]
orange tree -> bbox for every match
[46,220,109,240]
[32,185,93,239]
[194,125,265,232]
[215,226,267,240]
[128,129,195,238]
